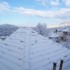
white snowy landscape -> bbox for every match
[0,0,70,70]
[0,25,70,70]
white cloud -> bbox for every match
[13,6,70,19]
[35,0,60,6]
[0,1,70,20]
[35,0,49,6]
[65,0,70,6]
[51,0,59,6]
[0,2,10,12]
[56,8,70,19]
[14,7,55,17]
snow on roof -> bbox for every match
[0,27,70,70]
[0,39,2,41]
[49,32,60,37]
[62,28,70,32]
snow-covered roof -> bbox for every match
[62,28,70,32]
[0,39,2,41]
[0,27,70,70]
[49,32,60,37]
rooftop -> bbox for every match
[0,27,70,70]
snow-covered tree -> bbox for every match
[33,23,48,37]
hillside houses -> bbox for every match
[48,32,61,42]
[48,27,70,50]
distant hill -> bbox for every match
[0,24,19,40]
[0,24,18,29]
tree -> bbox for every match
[33,23,48,37]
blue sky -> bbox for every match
[0,0,70,27]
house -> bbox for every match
[60,28,70,49]
[0,27,70,70]
[48,32,61,42]
[62,28,70,35]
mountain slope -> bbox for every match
[0,24,19,36]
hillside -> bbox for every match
[0,24,19,40]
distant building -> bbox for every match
[48,32,61,42]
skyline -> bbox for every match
[0,0,70,27]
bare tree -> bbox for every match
[33,23,48,37]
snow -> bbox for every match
[0,27,70,70]
[62,28,70,32]
[49,32,60,37]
